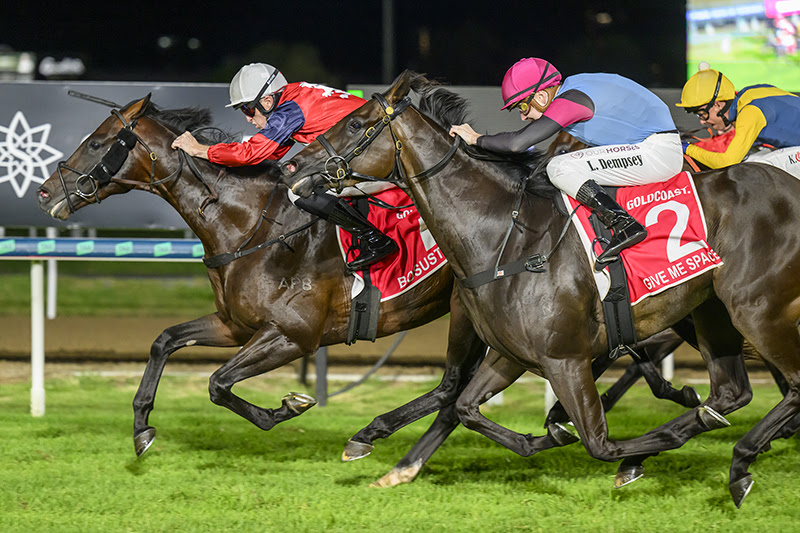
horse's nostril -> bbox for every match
[285,162,297,174]
[38,188,50,200]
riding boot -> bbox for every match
[294,192,398,271]
[575,180,647,270]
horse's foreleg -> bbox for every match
[635,347,702,409]
[132,313,242,456]
[546,330,698,427]
[345,301,485,460]
[455,351,575,457]
[207,326,315,431]
[545,351,615,426]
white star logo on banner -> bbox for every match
[0,111,64,198]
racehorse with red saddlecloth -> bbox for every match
[282,70,800,506]
[34,94,704,489]
[35,95,491,469]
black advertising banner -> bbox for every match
[0,81,245,229]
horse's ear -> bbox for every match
[383,70,413,104]
[123,94,152,121]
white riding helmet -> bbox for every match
[226,63,288,108]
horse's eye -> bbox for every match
[349,120,362,132]
[89,141,102,150]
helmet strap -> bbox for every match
[244,68,281,113]
[717,99,733,128]
[696,71,723,119]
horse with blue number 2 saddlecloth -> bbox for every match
[282,70,800,507]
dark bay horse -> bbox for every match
[35,95,488,465]
[34,94,698,490]
[283,71,800,506]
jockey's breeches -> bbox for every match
[547,132,684,198]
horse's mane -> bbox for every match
[130,99,284,180]
[406,72,557,199]
[137,100,238,146]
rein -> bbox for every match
[58,96,316,270]
[56,109,184,212]
[459,178,579,289]
[315,93,461,191]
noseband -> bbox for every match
[314,93,461,192]
[55,108,179,213]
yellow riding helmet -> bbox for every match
[675,66,736,108]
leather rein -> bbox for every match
[55,108,219,217]
[314,92,461,192]
[312,92,576,289]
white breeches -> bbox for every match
[546,132,684,198]
[745,146,800,180]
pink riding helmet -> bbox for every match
[501,58,562,110]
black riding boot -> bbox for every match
[575,180,647,270]
[294,192,398,271]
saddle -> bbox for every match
[338,188,448,344]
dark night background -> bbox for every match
[4,1,688,88]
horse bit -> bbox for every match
[55,108,189,214]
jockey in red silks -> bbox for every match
[172,63,398,271]
[450,58,683,269]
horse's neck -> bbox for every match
[397,118,556,280]
[157,166,284,257]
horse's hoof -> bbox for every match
[370,462,423,488]
[342,439,374,461]
[282,392,317,415]
[134,427,157,457]
[697,406,731,430]
[730,474,754,508]
[614,464,644,488]
[682,386,702,408]
[547,423,580,446]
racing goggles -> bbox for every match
[505,61,559,113]
[512,94,535,114]
[238,103,257,117]
[684,71,723,121]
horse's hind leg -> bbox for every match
[345,302,485,461]
[132,313,243,456]
[614,299,750,484]
[545,329,698,427]
[371,403,460,487]
[207,325,317,431]
[728,325,800,507]
[729,388,800,507]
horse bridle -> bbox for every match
[55,108,183,213]
[314,93,461,192]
